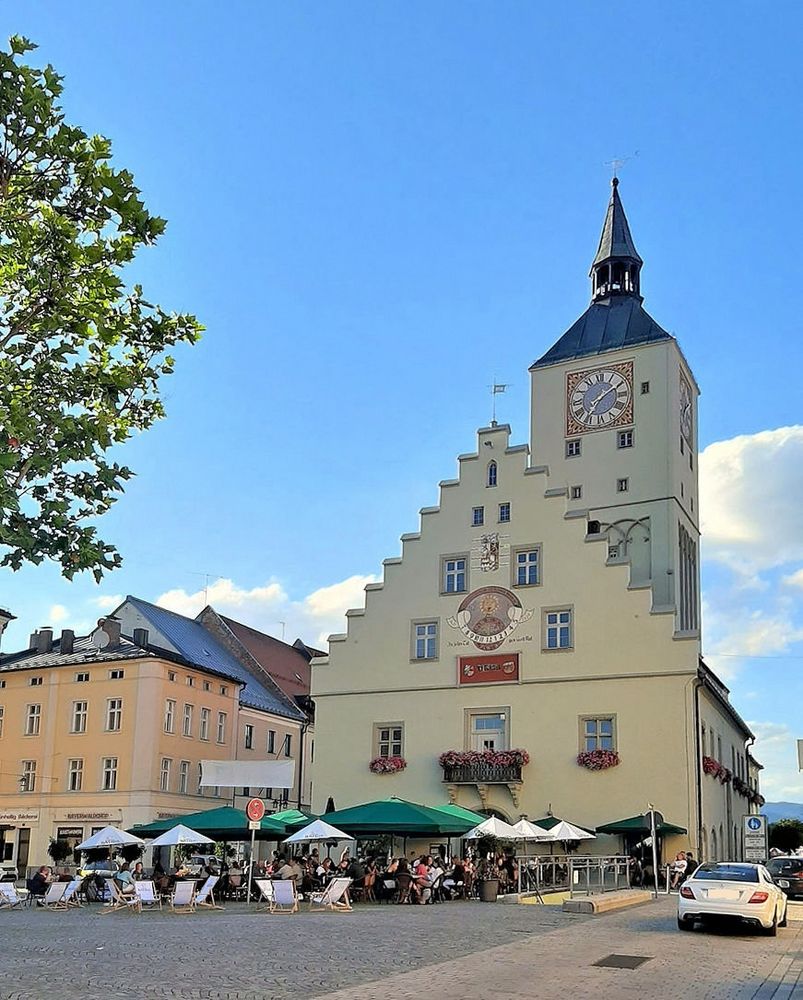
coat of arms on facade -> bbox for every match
[480,533,500,572]
[446,586,534,651]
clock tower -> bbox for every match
[530,179,700,633]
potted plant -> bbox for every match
[475,835,500,902]
[46,838,71,871]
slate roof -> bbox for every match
[0,634,151,672]
[530,296,672,370]
[121,597,307,721]
[592,178,642,266]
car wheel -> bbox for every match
[762,908,778,937]
[677,916,694,931]
[779,903,788,928]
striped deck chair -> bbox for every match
[254,878,274,912]
[194,875,223,910]
[0,883,24,910]
[101,879,141,914]
[269,879,299,914]
[134,880,162,911]
[40,883,68,910]
[309,877,352,912]
[170,880,197,913]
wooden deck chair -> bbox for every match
[170,880,197,913]
[40,883,68,910]
[100,879,141,915]
[254,878,274,912]
[269,879,299,914]
[57,878,83,908]
[194,875,223,910]
[309,877,352,912]
[134,880,162,911]
[0,883,24,909]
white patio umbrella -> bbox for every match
[462,816,521,840]
[541,820,595,842]
[284,819,354,845]
[77,826,145,851]
[511,819,552,841]
[147,824,215,848]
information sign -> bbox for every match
[743,814,768,862]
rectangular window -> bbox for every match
[182,704,194,737]
[179,760,190,795]
[71,701,87,734]
[565,439,581,457]
[108,669,124,680]
[21,760,36,793]
[498,502,511,523]
[102,757,118,791]
[442,555,468,594]
[75,672,89,683]
[164,699,176,734]
[412,621,438,660]
[617,430,634,449]
[220,685,228,696]
[472,506,484,526]
[283,734,292,757]
[543,608,573,650]
[160,757,172,792]
[216,711,227,745]
[203,680,211,692]
[67,758,83,792]
[641,381,650,394]
[374,723,403,759]
[513,547,541,587]
[617,477,629,493]
[582,716,616,752]
[30,676,42,686]
[244,723,254,750]
[25,704,41,736]
[468,711,509,752]
[186,676,195,687]
[570,485,583,500]
[106,698,123,732]
[267,730,276,754]
[168,671,176,682]
[199,707,210,741]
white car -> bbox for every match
[677,862,788,935]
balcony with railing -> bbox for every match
[441,762,522,784]
[439,749,529,808]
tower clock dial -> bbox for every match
[566,361,634,435]
[679,371,693,444]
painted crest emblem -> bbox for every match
[446,586,533,651]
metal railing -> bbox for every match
[441,763,522,783]
[515,854,632,898]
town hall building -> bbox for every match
[310,181,762,861]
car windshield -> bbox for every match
[767,859,803,875]
[693,863,759,883]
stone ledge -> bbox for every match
[562,889,652,914]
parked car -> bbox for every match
[185,855,220,876]
[677,862,788,935]
[766,856,803,899]
[78,859,117,878]
[0,861,18,882]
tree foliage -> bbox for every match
[769,818,803,853]
[0,36,201,579]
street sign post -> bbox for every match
[646,807,664,898]
[245,798,266,904]
[743,814,768,863]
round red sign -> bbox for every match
[246,797,265,822]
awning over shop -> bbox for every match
[130,805,286,841]
[595,814,688,837]
[323,798,475,837]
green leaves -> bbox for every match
[0,36,202,578]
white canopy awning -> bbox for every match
[463,816,521,840]
[77,826,145,851]
[147,824,215,848]
[199,759,295,788]
[285,819,353,845]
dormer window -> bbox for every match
[487,461,497,488]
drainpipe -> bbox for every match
[692,675,704,858]
[297,720,308,811]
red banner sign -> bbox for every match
[458,653,519,685]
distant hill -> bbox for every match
[764,802,803,823]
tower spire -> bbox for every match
[590,178,643,303]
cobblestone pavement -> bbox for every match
[0,897,800,1000]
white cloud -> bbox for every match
[155,573,379,648]
[783,569,803,590]
[90,594,124,611]
[700,426,803,574]
[749,722,803,801]
[48,604,69,624]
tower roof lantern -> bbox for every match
[590,178,643,304]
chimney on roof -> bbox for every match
[29,632,38,650]
[132,627,149,649]
[97,617,121,647]
[37,627,53,653]
[60,629,75,655]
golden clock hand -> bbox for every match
[588,385,615,414]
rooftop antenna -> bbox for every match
[189,571,222,606]
[488,379,509,426]
[604,151,639,179]
[278,620,286,641]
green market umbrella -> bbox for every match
[130,805,286,841]
[595,814,687,837]
[268,809,315,830]
[429,803,487,825]
[323,798,475,837]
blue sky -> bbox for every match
[2,3,802,801]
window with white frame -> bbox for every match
[71,700,87,734]
[102,757,118,791]
[244,723,254,750]
[216,711,227,745]
[182,704,194,737]
[21,760,36,792]
[283,733,292,757]
[570,485,583,500]
[203,680,211,692]
[199,707,210,741]
[412,621,438,660]
[164,699,176,734]
[67,758,83,792]
[566,439,581,457]
[168,670,176,682]
[179,760,190,795]
[498,502,511,523]
[543,608,573,650]
[25,704,41,736]
[513,546,541,587]
[108,668,124,680]
[29,676,42,686]
[75,671,89,683]
[487,461,497,487]
[581,716,616,752]
[106,698,123,732]
[160,757,172,792]
[268,729,276,754]
[374,723,403,759]
[186,675,195,687]
[220,685,228,696]
[442,555,468,594]
[472,506,484,526]
[617,430,634,449]
[617,477,629,493]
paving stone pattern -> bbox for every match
[1,897,800,1000]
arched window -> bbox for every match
[487,461,497,488]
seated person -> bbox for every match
[131,862,146,881]
[669,853,687,890]
[114,863,136,895]
[28,866,52,900]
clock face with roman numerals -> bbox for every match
[566,361,634,435]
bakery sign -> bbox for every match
[458,653,519,685]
